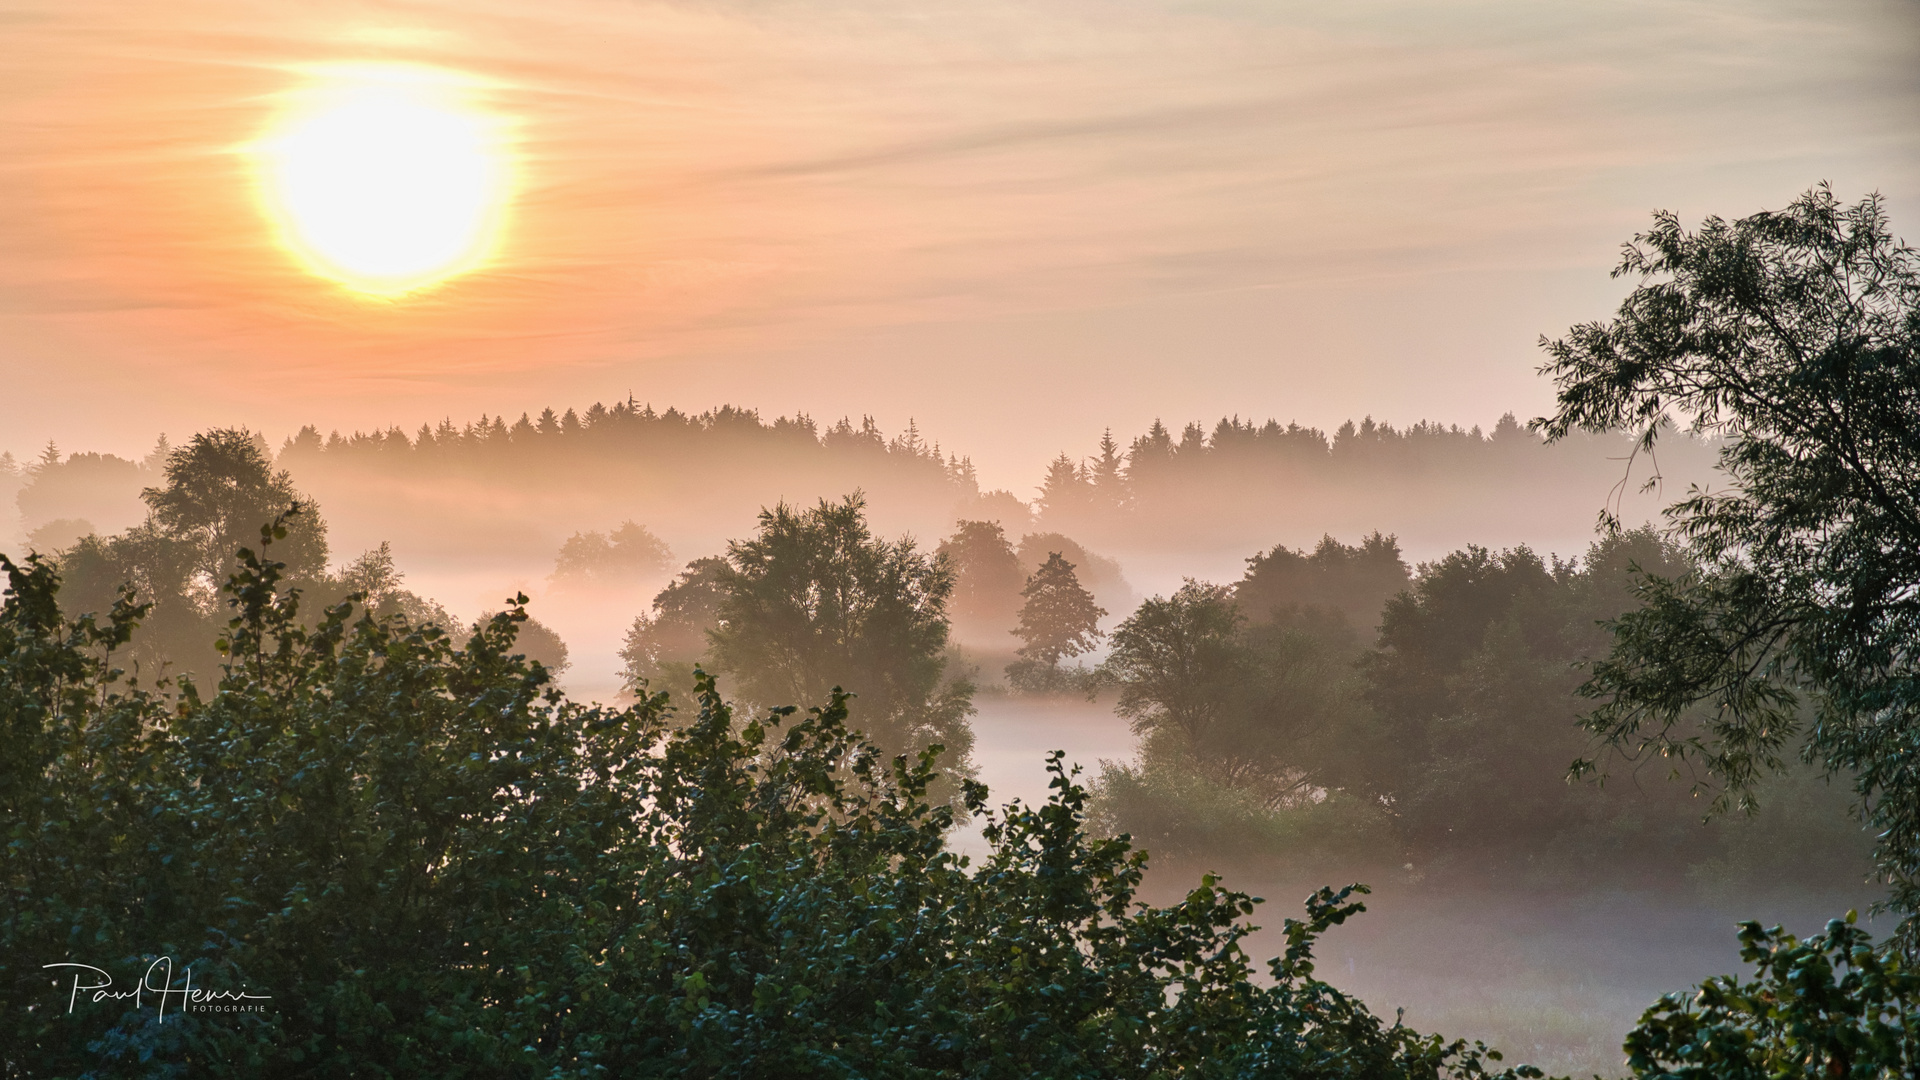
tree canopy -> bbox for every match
[143,429,328,588]
[1008,552,1106,692]
[704,495,975,778]
[1237,533,1409,633]
[551,520,673,584]
[935,519,1025,640]
[0,525,1566,1080]
[620,555,731,702]
[1536,185,1920,943]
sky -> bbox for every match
[2,0,1917,491]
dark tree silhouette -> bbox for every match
[936,519,1024,641]
[619,555,730,701]
[143,428,328,588]
[1237,533,1409,633]
[1538,185,1920,942]
[707,494,974,777]
[1007,552,1105,692]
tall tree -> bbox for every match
[708,495,974,776]
[1102,581,1242,748]
[1007,553,1105,691]
[1034,452,1094,528]
[44,430,329,682]
[1536,186,1920,941]
[1088,429,1128,513]
[936,519,1025,641]
[619,556,730,702]
[143,428,328,590]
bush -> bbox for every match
[1088,756,1396,869]
[1623,913,1918,1078]
[0,525,1549,1079]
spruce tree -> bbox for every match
[1008,551,1106,691]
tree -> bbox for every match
[707,494,974,776]
[936,519,1025,641]
[1103,581,1243,748]
[1238,533,1409,633]
[619,555,730,702]
[1088,428,1129,513]
[1100,582,1370,811]
[38,429,330,683]
[1621,914,1919,1077]
[1356,534,1723,863]
[1536,185,1920,942]
[1007,552,1105,692]
[329,540,454,628]
[1016,531,1131,615]
[472,605,570,673]
[552,520,673,583]
[143,428,328,588]
[1035,452,1094,528]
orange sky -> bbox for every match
[3,0,1917,489]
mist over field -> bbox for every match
[3,405,1718,699]
[1,404,1880,1076]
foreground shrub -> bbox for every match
[1623,913,1918,1078]
[0,526,1546,1079]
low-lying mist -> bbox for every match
[7,403,1865,1078]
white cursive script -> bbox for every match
[44,958,271,1023]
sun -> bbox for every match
[255,65,512,297]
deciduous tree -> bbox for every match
[708,494,974,776]
[1536,185,1920,941]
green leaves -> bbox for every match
[1538,185,1920,945]
[1623,916,1919,1078]
[2,521,1558,1079]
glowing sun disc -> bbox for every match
[257,67,511,296]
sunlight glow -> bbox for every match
[256,65,512,297]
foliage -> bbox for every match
[1008,552,1106,692]
[1105,581,1245,749]
[53,520,210,679]
[331,540,455,628]
[1099,581,1372,802]
[1095,529,1872,889]
[15,451,145,540]
[1535,185,1920,941]
[706,494,975,781]
[1356,530,1761,871]
[1088,756,1395,867]
[143,429,328,588]
[619,556,730,704]
[25,519,93,554]
[1015,532,1131,615]
[552,521,673,584]
[42,429,335,682]
[1621,912,1918,1078]
[0,528,1555,1080]
[1096,581,1386,844]
[935,519,1025,640]
[1237,533,1409,633]
[472,608,571,673]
